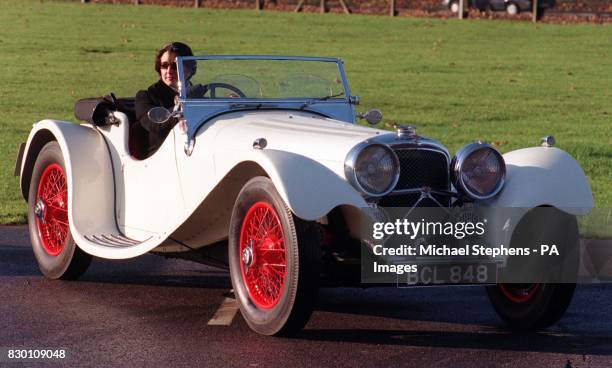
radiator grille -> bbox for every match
[378,148,450,207]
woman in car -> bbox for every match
[134,42,193,158]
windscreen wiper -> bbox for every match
[300,92,345,109]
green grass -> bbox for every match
[1,0,611,228]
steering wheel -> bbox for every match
[204,82,247,98]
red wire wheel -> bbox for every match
[35,163,69,257]
[239,201,287,309]
[498,283,540,304]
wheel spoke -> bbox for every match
[239,201,287,309]
[36,164,68,256]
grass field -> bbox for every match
[1,0,611,226]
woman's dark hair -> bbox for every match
[154,42,193,75]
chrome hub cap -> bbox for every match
[34,197,46,224]
[242,241,254,269]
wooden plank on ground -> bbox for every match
[207,297,239,326]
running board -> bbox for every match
[73,228,165,259]
[83,233,152,248]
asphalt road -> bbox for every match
[1,225,611,368]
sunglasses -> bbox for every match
[160,61,177,70]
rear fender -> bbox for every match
[20,120,118,238]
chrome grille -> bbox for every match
[394,148,449,190]
[378,147,450,207]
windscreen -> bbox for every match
[182,58,346,100]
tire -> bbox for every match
[228,177,321,336]
[28,141,92,280]
[487,283,576,330]
[486,208,579,329]
[506,2,519,15]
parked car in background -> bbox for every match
[443,0,556,15]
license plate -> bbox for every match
[397,262,498,286]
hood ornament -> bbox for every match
[393,123,418,140]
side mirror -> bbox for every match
[358,109,383,125]
[148,107,172,124]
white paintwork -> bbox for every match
[176,110,377,222]
[480,145,594,258]
[163,110,376,249]
[21,111,377,259]
[486,147,593,214]
[21,120,115,235]
[94,113,185,239]
[20,120,166,259]
[20,111,593,260]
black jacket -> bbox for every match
[135,80,179,157]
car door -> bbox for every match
[116,128,185,239]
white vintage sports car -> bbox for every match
[16,55,593,336]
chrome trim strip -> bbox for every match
[85,235,123,247]
[177,56,185,98]
[101,234,135,246]
[336,58,353,104]
[84,234,148,247]
[180,55,342,62]
[93,235,128,247]
[109,234,141,244]
[386,188,458,197]
[176,55,352,104]
[371,133,451,161]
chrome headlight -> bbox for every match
[452,143,506,200]
[345,143,400,197]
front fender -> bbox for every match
[486,147,593,215]
[258,149,368,220]
[215,148,367,221]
